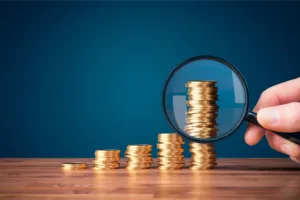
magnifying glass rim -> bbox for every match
[162,55,249,143]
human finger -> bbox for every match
[265,131,300,158]
[257,102,300,132]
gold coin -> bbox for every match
[189,164,217,170]
[157,149,184,154]
[158,140,184,145]
[187,101,218,105]
[186,118,217,124]
[157,157,184,162]
[158,133,182,140]
[188,87,218,94]
[191,156,217,161]
[185,126,218,132]
[61,162,87,170]
[127,157,152,161]
[127,144,152,148]
[125,151,151,155]
[187,113,218,119]
[188,97,218,101]
[94,165,119,170]
[126,160,152,164]
[189,142,214,147]
[126,163,151,169]
[185,81,216,87]
[158,163,185,167]
[93,159,119,164]
[187,133,217,138]
[158,165,184,170]
[157,148,184,152]
[95,149,120,157]
[186,107,219,114]
[94,162,120,166]
[157,143,183,149]
[126,166,151,170]
[125,153,152,157]
[126,145,152,152]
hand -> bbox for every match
[244,77,300,164]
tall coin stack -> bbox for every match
[94,149,120,169]
[157,133,185,170]
[125,145,152,169]
[185,81,218,170]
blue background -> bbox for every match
[1,1,300,158]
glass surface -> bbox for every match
[164,58,247,142]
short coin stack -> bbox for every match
[125,145,152,169]
[157,133,185,170]
[185,81,218,170]
[94,149,120,169]
[61,162,87,170]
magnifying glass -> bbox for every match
[162,55,300,145]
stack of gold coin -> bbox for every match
[94,149,120,169]
[125,145,152,169]
[157,133,185,170]
[185,81,218,170]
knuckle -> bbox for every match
[260,90,271,100]
[260,89,275,103]
[292,147,300,158]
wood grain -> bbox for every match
[0,158,300,200]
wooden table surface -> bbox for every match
[0,158,300,200]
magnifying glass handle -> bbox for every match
[245,111,300,145]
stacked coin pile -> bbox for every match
[157,133,185,170]
[94,149,120,169]
[185,81,218,170]
[125,145,152,169]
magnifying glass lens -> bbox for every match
[164,58,248,142]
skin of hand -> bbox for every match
[244,77,300,164]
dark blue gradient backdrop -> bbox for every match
[1,1,300,158]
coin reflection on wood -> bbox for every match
[157,133,185,170]
[125,144,152,169]
[185,81,218,170]
[94,149,120,169]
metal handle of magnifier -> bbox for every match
[245,110,300,145]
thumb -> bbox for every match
[257,102,300,133]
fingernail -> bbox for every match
[261,109,280,125]
[290,156,300,164]
[281,144,294,156]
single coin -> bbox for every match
[185,81,217,87]
[61,162,88,170]
[158,133,183,140]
